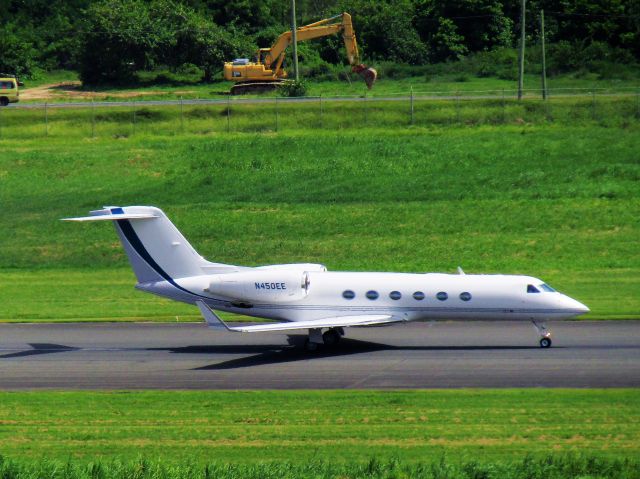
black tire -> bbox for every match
[322,329,341,346]
[304,339,318,352]
[539,337,552,348]
[0,97,9,107]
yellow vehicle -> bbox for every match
[0,75,23,106]
[223,13,376,95]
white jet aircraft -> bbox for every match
[64,206,589,350]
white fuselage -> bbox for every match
[175,271,589,323]
[65,206,590,347]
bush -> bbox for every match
[472,48,519,80]
[135,64,204,85]
[277,80,308,97]
[545,40,638,77]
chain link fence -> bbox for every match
[1,88,639,139]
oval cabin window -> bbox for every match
[459,292,472,301]
[342,290,355,300]
[366,290,379,300]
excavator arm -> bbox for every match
[264,14,360,69]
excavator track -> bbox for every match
[230,81,286,95]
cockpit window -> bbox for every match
[539,283,556,292]
[527,284,540,293]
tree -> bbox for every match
[430,17,467,62]
[336,0,429,64]
[0,22,39,77]
[176,19,253,81]
[79,0,253,84]
[79,0,165,84]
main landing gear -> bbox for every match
[304,327,345,351]
[532,320,552,348]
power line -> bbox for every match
[546,11,640,19]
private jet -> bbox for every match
[64,206,589,350]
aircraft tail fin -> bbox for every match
[63,206,208,284]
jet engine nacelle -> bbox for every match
[207,270,311,303]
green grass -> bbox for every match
[2,95,639,140]
[0,113,638,321]
[0,390,638,464]
[0,455,638,479]
[19,69,79,89]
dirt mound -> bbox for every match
[20,81,195,101]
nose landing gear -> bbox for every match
[532,320,552,348]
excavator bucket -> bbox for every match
[361,67,377,90]
[352,64,377,90]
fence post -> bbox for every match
[91,98,95,138]
[132,100,136,135]
[364,91,368,125]
[180,97,184,132]
[226,95,230,133]
[540,9,547,100]
[591,90,596,120]
[501,89,506,123]
[44,102,48,136]
[410,86,414,125]
[275,96,279,132]
[455,91,461,123]
[544,87,551,120]
[319,94,323,127]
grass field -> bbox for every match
[2,456,639,479]
[17,69,640,103]
[3,94,640,141]
[0,390,638,464]
[1,84,639,479]
[0,106,638,321]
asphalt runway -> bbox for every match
[1,321,638,389]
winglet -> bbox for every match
[457,266,465,275]
[196,300,232,331]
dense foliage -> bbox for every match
[1,0,638,83]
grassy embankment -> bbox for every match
[17,69,640,103]
[0,95,638,321]
[0,390,638,469]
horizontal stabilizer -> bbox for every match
[62,213,158,222]
[196,300,398,332]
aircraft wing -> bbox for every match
[196,300,399,332]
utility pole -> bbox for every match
[540,9,547,100]
[290,0,299,81]
[518,0,526,100]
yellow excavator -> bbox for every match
[223,12,377,95]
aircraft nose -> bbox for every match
[566,296,590,315]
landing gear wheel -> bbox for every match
[322,329,341,346]
[539,337,552,348]
[304,339,318,351]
